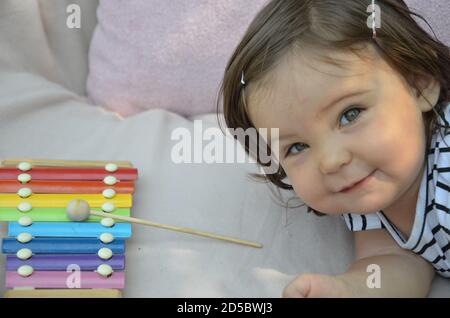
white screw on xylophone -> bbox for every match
[66,199,262,248]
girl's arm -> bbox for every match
[283,229,435,297]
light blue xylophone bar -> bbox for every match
[8,222,132,238]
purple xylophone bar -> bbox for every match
[7,254,125,271]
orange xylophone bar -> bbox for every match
[0,167,138,181]
[0,180,135,194]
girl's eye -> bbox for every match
[340,107,363,126]
[286,142,308,157]
[284,107,364,158]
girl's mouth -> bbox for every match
[340,170,376,193]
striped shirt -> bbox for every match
[342,103,450,278]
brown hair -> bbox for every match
[217,0,450,214]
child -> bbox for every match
[219,0,450,297]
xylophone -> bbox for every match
[0,158,138,298]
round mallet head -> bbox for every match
[66,199,91,221]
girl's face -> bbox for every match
[247,45,439,215]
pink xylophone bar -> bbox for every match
[6,271,125,289]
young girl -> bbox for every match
[219,0,450,297]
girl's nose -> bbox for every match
[319,146,352,175]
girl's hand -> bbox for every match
[282,274,355,298]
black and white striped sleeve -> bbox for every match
[341,213,383,232]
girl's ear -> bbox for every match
[414,75,441,112]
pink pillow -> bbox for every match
[87,0,267,117]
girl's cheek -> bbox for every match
[286,164,313,196]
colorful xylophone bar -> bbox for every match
[0,158,138,298]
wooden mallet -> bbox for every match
[66,199,262,248]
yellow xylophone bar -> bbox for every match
[0,194,132,208]
[1,158,133,168]
[4,288,122,298]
